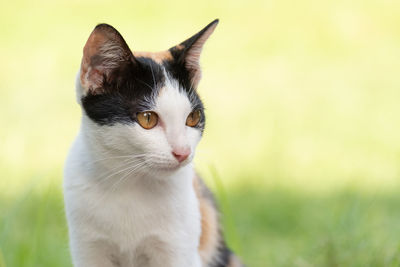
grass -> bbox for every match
[2,181,400,266]
[1,0,400,266]
[228,187,400,266]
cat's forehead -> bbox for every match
[133,53,200,108]
[133,54,187,100]
[155,73,192,117]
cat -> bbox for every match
[63,19,243,267]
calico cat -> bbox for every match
[64,19,243,267]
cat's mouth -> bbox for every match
[144,154,192,172]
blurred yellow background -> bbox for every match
[1,0,400,266]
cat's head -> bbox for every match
[77,20,218,175]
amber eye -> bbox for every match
[186,110,202,127]
[137,111,158,129]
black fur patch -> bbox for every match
[82,57,165,126]
[210,244,232,267]
[82,55,206,132]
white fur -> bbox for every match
[64,71,203,267]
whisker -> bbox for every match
[97,158,145,183]
[109,160,149,192]
[85,154,147,165]
[100,159,151,204]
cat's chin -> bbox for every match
[157,163,188,173]
[144,160,191,176]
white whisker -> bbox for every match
[109,160,149,192]
[97,158,145,183]
[85,153,147,165]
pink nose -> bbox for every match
[172,149,190,163]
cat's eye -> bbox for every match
[186,110,202,127]
[137,111,158,129]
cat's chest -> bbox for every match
[83,177,200,248]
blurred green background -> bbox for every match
[1,0,400,266]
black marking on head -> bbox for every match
[82,57,165,126]
[163,56,193,92]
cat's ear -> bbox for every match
[169,19,219,88]
[80,24,135,95]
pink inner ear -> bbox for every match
[80,24,133,94]
[183,21,219,88]
[185,24,217,68]
[87,68,104,91]
[80,32,108,92]
[81,63,106,94]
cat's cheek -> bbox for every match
[187,128,202,151]
[134,125,171,152]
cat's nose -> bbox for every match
[172,148,191,163]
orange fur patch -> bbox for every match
[134,50,173,64]
[175,44,185,50]
[193,176,219,265]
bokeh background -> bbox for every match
[1,0,400,266]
